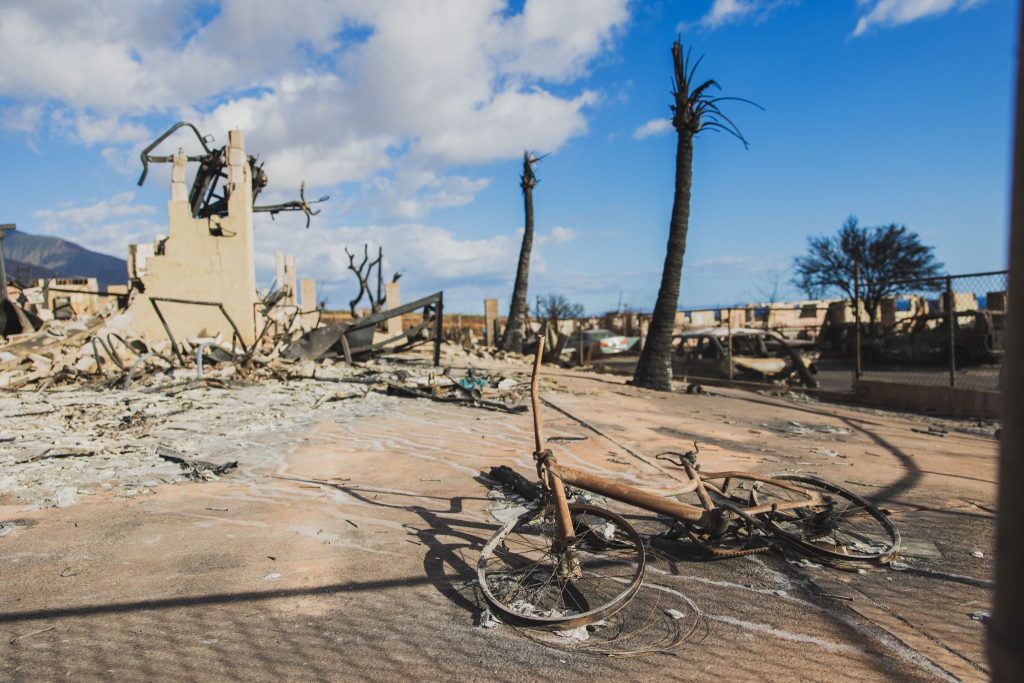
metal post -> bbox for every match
[727,308,734,381]
[853,262,862,380]
[577,320,584,367]
[0,223,15,301]
[946,275,956,387]
[432,293,444,368]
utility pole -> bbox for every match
[0,223,15,301]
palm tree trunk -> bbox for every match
[633,131,694,390]
[501,166,535,352]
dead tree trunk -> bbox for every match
[500,152,540,353]
[346,244,401,317]
[633,39,755,390]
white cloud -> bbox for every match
[251,220,580,306]
[700,0,760,28]
[0,0,629,211]
[498,0,630,82]
[0,103,43,133]
[51,110,151,147]
[633,118,672,140]
[692,0,798,30]
[853,0,987,36]
[32,192,162,256]
[368,170,493,220]
[539,226,578,245]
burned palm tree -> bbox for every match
[633,39,758,390]
[500,151,542,353]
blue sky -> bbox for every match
[0,0,1016,313]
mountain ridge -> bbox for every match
[3,231,127,287]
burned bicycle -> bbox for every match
[478,338,900,629]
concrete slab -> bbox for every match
[0,358,996,680]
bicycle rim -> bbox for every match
[758,474,901,562]
[478,503,646,630]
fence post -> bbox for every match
[727,308,734,381]
[946,275,956,387]
[854,262,862,381]
[577,320,584,367]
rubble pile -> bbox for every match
[1,308,546,509]
[0,378,403,509]
[441,341,528,364]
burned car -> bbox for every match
[672,328,818,387]
[861,310,1004,367]
[562,328,640,362]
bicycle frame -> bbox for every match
[530,338,826,544]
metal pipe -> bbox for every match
[432,293,444,368]
[854,262,862,380]
[946,275,956,387]
[531,337,546,453]
[148,299,184,366]
[195,341,214,379]
[530,337,576,546]
[123,353,171,390]
[727,307,733,381]
[553,463,708,525]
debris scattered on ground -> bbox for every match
[765,420,851,436]
[911,426,949,438]
[970,550,984,559]
[9,626,56,645]
[16,447,96,464]
[477,608,501,629]
[970,611,991,624]
[488,465,543,501]
[157,444,238,480]
[384,367,532,413]
[0,377,402,509]
[547,435,588,444]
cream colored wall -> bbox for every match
[127,130,259,345]
[39,278,100,315]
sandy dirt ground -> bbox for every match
[0,356,996,681]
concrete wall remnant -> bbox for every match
[386,282,402,336]
[126,130,259,345]
[299,278,316,311]
[275,251,298,305]
[484,298,499,347]
[38,278,100,316]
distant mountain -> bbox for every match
[3,257,60,283]
[2,231,127,287]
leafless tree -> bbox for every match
[345,244,401,317]
[535,293,584,329]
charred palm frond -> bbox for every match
[670,38,761,146]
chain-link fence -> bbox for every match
[854,270,1007,392]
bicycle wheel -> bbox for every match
[478,503,645,630]
[755,474,900,562]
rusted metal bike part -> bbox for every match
[477,503,646,630]
[479,335,901,630]
[477,338,646,628]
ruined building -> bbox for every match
[125,123,325,348]
[127,130,259,346]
